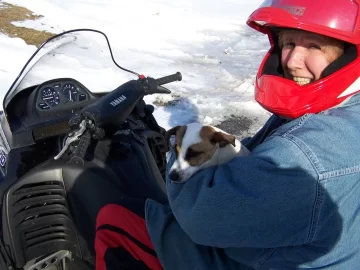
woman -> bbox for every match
[95,0,360,269]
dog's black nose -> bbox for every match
[169,170,180,181]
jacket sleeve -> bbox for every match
[166,134,321,248]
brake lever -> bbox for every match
[54,120,87,160]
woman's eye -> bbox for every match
[309,44,321,50]
[284,42,295,47]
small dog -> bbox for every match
[165,122,249,182]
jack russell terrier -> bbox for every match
[165,122,250,182]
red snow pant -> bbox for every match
[95,198,163,270]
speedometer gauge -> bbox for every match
[41,87,60,107]
[62,83,78,102]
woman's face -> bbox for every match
[279,30,344,86]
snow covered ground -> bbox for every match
[0,0,271,137]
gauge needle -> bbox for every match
[70,91,72,100]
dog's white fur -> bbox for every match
[166,122,249,182]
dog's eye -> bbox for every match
[185,148,203,160]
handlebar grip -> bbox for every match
[155,72,182,85]
[70,130,91,165]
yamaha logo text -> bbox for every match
[110,95,127,106]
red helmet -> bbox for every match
[247,0,360,118]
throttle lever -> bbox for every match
[157,85,171,94]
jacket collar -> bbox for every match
[336,92,360,108]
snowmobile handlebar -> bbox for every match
[56,72,182,161]
[155,72,182,86]
[80,72,182,128]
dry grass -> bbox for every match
[0,2,55,47]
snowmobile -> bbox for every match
[0,29,181,269]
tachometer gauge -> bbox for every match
[62,83,78,102]
[41,87,60,107]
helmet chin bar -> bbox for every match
[255,65,360,119]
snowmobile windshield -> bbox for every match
[3,29,139,113]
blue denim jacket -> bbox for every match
[145,93,360,269]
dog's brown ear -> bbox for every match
[165,125,187,149]
[211,132,236,148]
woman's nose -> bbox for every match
[286,46,305,70]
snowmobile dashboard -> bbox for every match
[30,78,95,115]
[25,78,100,139]
[3,78,101,145]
